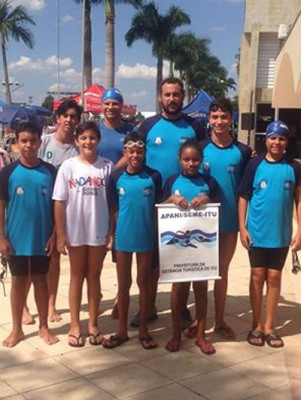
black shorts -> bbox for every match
[248,247,289,270]
[8,255,50,277]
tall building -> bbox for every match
[238,0,301,154]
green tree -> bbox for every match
[125,2,190,111]
[42,94,54,110]
[0,0,35,104]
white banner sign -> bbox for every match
[157,204,220,283]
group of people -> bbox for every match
[0,77,300,354]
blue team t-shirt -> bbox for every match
[162,172,219,203]
[201,139,252,233]
[139,114,206,184]
[108,166,162,252]
[97,122,134,164]
[0,160,56,256]
[238,155,301,248]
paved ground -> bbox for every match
[1,226,301,400]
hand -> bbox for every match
[291,232,301,251]
[56,235,70,255]
[190,195,209,210]
[45,233,56,256]
[240,229,252,250]
[106,234,113,251]
[172,195,189,209]
[0,236,12,259]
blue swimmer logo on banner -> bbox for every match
[161,229,217,249]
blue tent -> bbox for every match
[25,104,53,117]
[182,90,214,121]
[0,105,41,130]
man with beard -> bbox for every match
[130,77,206,328]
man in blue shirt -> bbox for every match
[97,87,134,168]
[131,77,206,328]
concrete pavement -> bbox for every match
[1,232,301,399]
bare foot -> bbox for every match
[48,309,62,323]
[39,326,59,345]
[2,331,24,348]
[22,306,35,325]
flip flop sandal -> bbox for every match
[139,335,158,350]
[214,326,235,340]
[88,332,105,346]
[247,330,265,347]
[195,339,216,355]
[68,333,85,348]
[183,325,198,338]
[102,334,129,349]
[265,331,284,348]
[165,338,181,352]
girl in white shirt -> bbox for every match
[53,121,113,347]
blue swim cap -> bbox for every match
[102,87,123,104]
[266,120,289,138]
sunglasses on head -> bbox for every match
[209,104,231,113]
[124,140,145,148]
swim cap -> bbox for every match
[266,120,289,138]
[102,87,123,104]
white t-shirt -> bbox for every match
[53,156,113,246]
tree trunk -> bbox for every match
[156,54,163,113]
[1,35,12,104]
[184,78,190,104]
[104,0,115,88]
[83,0,92,89]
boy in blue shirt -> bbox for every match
[200,98,252,339]
[238,120,301,348]
[104,131,162,350]
[0,122,59,347]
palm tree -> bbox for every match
[75,0,141,90]
[125,2,191,111]
[74,0,98,89]
[0,0,35,104]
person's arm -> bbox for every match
[0,199,12,258]
[238,196,252,250]
[54,200,69,255]
[115,156,127,169]
[291,186,301,251]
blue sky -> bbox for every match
[4,0,245,111]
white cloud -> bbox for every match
[117,63,157,79]
[130,90,148,100]
[12,0,45,11]
[62,14,74,23]
[92,67,105,81]
[9,55,73,71]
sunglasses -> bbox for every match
[209,104,232,113]
[124,140,145,148]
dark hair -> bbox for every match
[159,77,185,95]
[124,130,145,146]
[209,98,233,116]
[16,122,42,140]
[179,138,203,159]
[56,99,83,120]
[75,121,101,139]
